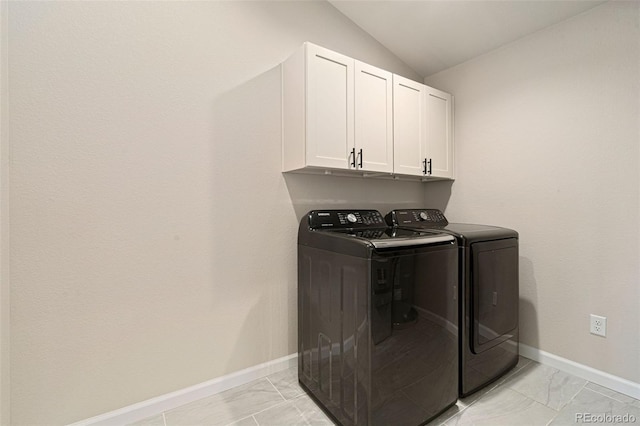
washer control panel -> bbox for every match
[385,209,449,226]
[308,210,386,229]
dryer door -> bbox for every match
[470,238,518,354]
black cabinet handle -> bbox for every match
[423,158,427,175]
[349,148,356,168]
[358,149,363,168]
[428,158,432,175]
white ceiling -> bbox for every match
[329,0,607,77]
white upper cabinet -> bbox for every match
[282,43,393,174]
[393,75,427,177]
[282,42,453,180]
[354,61,393,173]
[393,77,455,179]
[306,44,354,170]
[283,43,354,171]
[425,86,454,179]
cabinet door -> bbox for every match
[393,75,427,176]
[306,44,354,169]
[355,61,393,173]
[426,86,454,179]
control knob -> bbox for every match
[419,211,429,221]
[347,213,357,223]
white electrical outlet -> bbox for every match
[590,314,607,337]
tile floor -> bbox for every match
[131,357,640,426]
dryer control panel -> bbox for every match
[308,210,386,229]
[386,209,449,227]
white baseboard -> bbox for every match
[519,343,640,400]
[70,344,640,425]
[68,353,298,426]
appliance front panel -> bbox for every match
[370,246,458,425]
[470,239,519,354]
[298,243,458,425]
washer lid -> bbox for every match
[330,227,455,249]
[385,209,518,244]
[299,210,456,256]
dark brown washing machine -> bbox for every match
[386,209,519,397]
[298,210,459,426]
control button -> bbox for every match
[347,213,357,223]
[419,212,429,221]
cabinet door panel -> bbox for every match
[393,76,426,176]
[306,45,354,169]
[426,88,454,179]
[355,62,393,173]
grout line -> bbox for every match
[517,357,533,370]
[165,355,633,426]
[218,378,289,426]
[435,403,470,425]
[265,376,288,402]
[585,382,640,404]
[291,400,312,426]
[519,343,640,400]
[469,373,515,404]
[508,386,558,412]
[486,357,535,395]
[432,357,540,423]
[544,380,585,426]
[558,379,587,411]
[581,384,625,403]
[240,397,291,421]
[222,414,258,426]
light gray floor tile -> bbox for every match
[128,414,165,426]
[503,362,587,410]
[164,378,285,426]
[516,355,533,370]
[143,358,640,426]
[457,378,504,408]
[254,400,308,426]
[227,416,259,426]
[267,366,305,400]
[496,355,534,383]
[291,394,334,425]
[456,356,532,408]
[446,386,557,426]
[550,387,640,425]
[426,402,466,425]
[585,382,640,406]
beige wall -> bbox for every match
[8,1,640,424]
[426,1,640,383]
[1,0,10,424]
[7,2,426,424]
